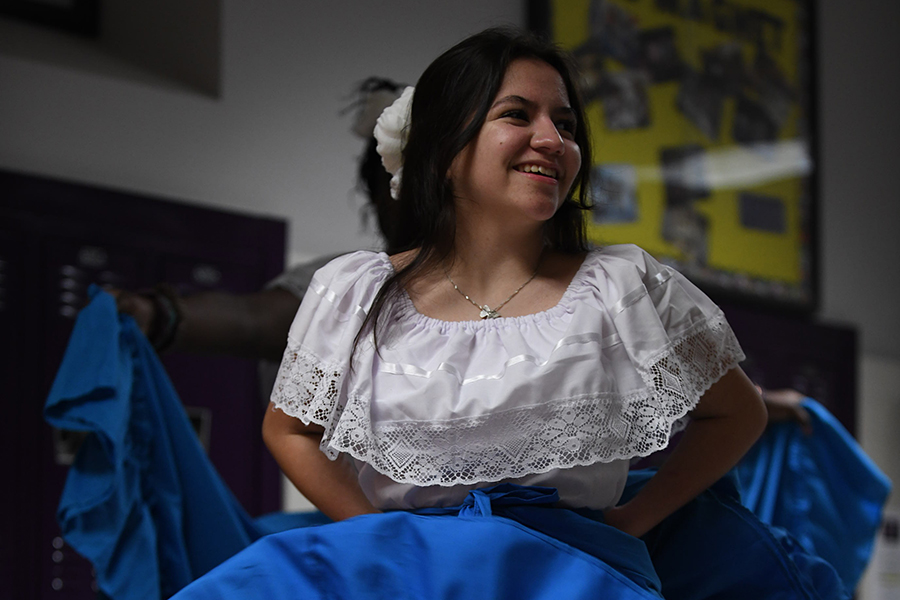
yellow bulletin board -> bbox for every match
[531,0,817,310]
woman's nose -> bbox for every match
[531,117,565,154]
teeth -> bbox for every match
[518,164,558,179]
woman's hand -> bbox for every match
[760,387,812,434]
[608,367,767,538]
[108,288,156,334]
[603,504,654,539]
[262,402,380,521]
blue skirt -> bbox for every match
[173,481,848,600]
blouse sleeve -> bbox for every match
[269,251,390,459]
[598,244,745,435]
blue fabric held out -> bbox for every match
[44,287,264,600]
[624,471,850,600]
[734,398,892,591]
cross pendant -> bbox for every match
[479,305,500,319]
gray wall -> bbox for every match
[0,1,524,263]
[817,0,900,529]
[818,0,900,360]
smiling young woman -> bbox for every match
[173,27,847,600]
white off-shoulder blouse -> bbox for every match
[270,244,744,511]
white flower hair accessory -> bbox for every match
[373,86,415,200]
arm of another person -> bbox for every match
[114,288,300,361]
[604,367,767,538]
[262,403,380,521]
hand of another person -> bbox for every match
[108,288,156,335]
[602,504,652,539]
[759,387,813,435]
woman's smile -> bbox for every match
[514,162,561,181]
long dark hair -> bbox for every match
[357,27,594,354]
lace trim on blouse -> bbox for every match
[271,312,743,487]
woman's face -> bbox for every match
[449,58,582,226]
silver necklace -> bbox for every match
[445,264,539,319]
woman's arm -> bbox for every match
[173,289,300,360]
[604,367,767,538]
[262,402,380,521]
[114,288,300,361]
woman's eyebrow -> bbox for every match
[492,94,532,109]
[491,95,575,117]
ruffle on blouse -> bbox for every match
[270,245,744,488]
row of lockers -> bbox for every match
[1,168,286,600]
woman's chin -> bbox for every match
[529,198,563,222]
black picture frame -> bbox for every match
[529,0,819,313]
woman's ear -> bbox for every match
[445,155,457,182]
[446,144,471,184]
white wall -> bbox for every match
[0,1,524,263]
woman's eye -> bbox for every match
[557,120,577,136]
[502,110,528,121]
